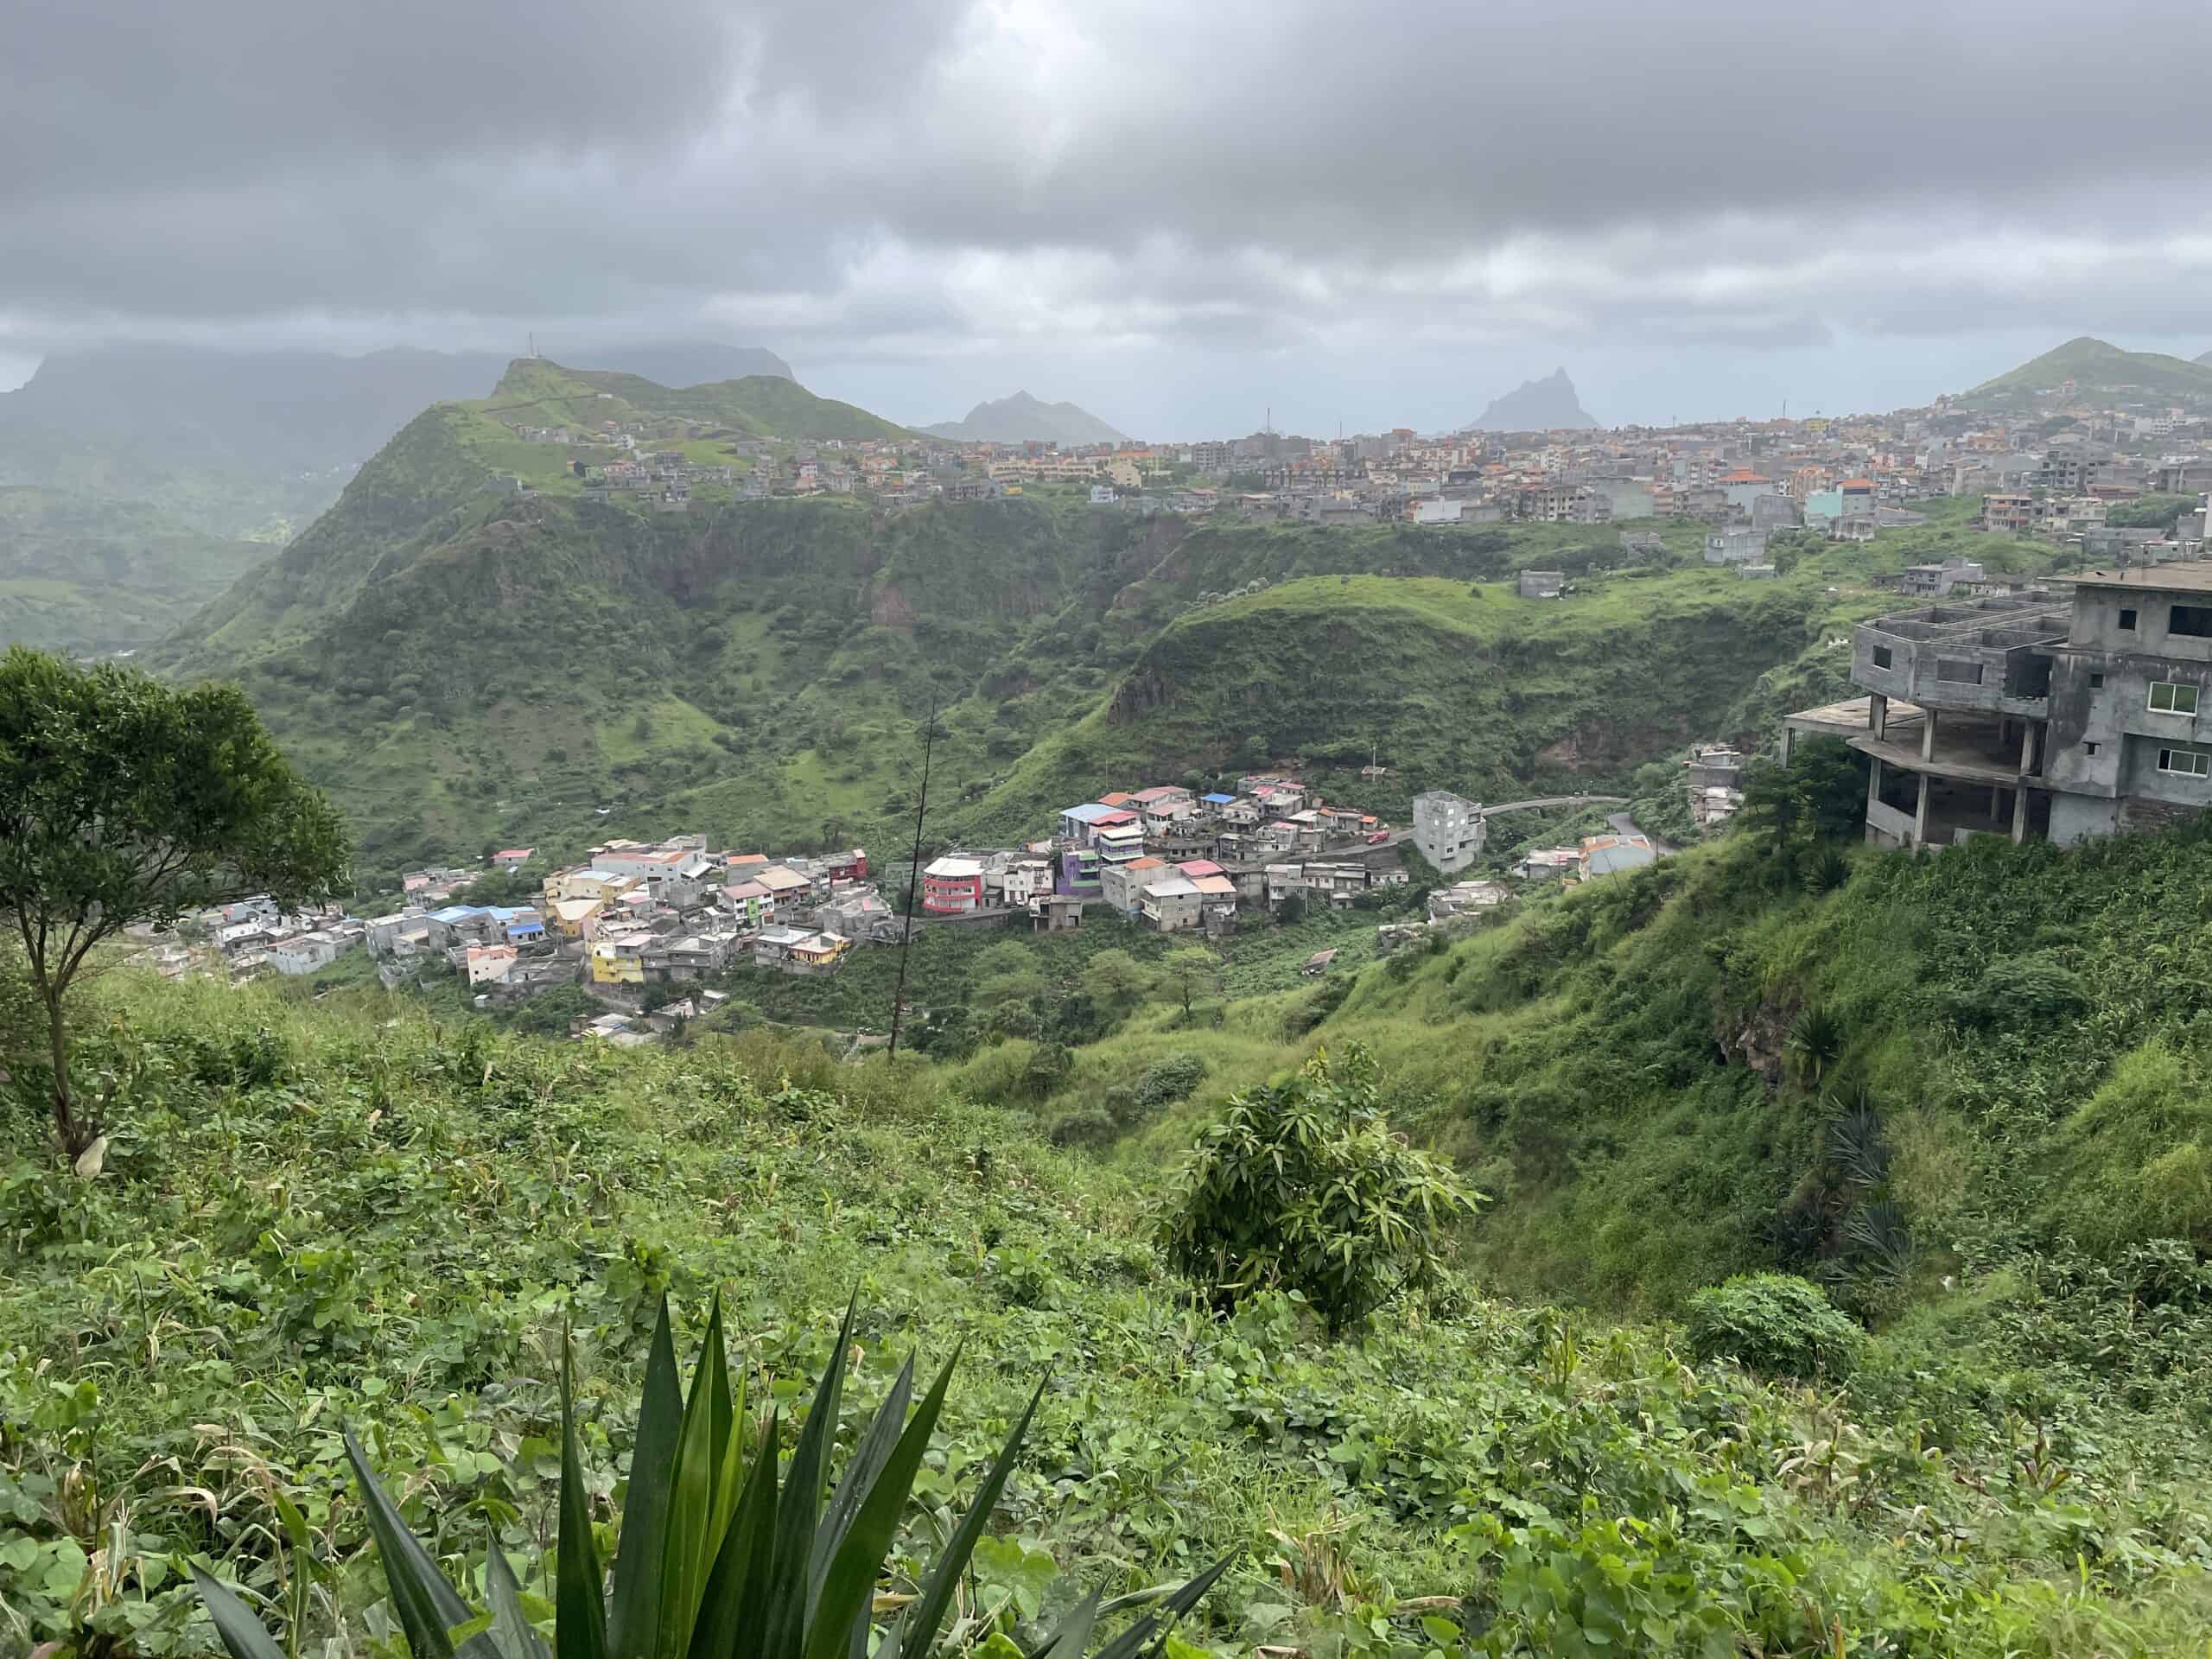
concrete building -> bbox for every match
[1411,790,1485,874]
[1781,562,2212,849]
[1704,527,1769,565]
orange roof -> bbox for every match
[1098,791,1135,806]
[1717,468,1771,484]
[1840,477,1876,490]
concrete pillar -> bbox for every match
[2012,785,2029,844]
[1914,772,1930,845]
[1990,785,2003,822]
[2020,720,2037,774]
[1782,724,1797,766]
[1870,692,1888,741]
[1921,705,1939,762]
[1866,755,1883,824]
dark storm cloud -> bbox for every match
[8,0,2212,424]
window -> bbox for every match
[2158,747,2210,779]
[2175,605,2212,639]
[1872,645,1893,670]
[2089,672,2105,690]
[2149,681,2201,715]
[2084,741,2099,756]
[2120,607,2139,631]
[1936,658,1985,684]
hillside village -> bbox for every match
[127,765,1691,1045]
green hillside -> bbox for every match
[0,486,272,653]
[1960,334,2212,408]
[149,386,2058,884]
[7,962,2212,1656]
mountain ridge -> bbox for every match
[1959,334,2212,406]
[922,390,1127,445]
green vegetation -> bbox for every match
[139,358,2065,891]
[9,953,2212,1656]
[194,1294,1224,1659]
[0,647,348,1156]
[1682,1274,1864,1380]
[0,487,272,655]
[1158,1045,1479,1332]
[1959,334,2212,410]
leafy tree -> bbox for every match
[1737,740,1866,887]
[1159,1045,1481,1333]
[1160,944,1222,1019]
[1084,946,1148,1006]
[0,647,349,1158]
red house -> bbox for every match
[921,855,985,914]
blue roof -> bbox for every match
[1061,802,1116,823]
[1201,792,1236,804]
[429,905,485,923]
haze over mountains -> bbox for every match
[921,391,1127,446]
[1468,368,1597,432]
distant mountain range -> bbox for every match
[1467,368,1596,432]
[1959,336,2212,409]
[921,391,1127,446]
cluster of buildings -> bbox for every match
[918,775,1400,935]
[131,894,367,984]
[359,841,891,1019]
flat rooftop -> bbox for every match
[2060,560,2212,594]
[1784,696,1921,737]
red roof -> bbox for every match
[493,849,533,861]
[1175,859,1225,877]
[1093,810,1139,826]
[1098,791,1135,806]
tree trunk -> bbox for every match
[44,988,90,1159]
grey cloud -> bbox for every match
[8,0,2212,428]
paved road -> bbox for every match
[1608,810,1678,855]
[1480,793,1628,817]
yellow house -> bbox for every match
[588,939,645,985]
[1107,458,1141,491]
[545,868,639,904]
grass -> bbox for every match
[9,959,2212,1656]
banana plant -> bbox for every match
[193,1295,1224,1659]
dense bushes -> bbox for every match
[1159,1045,1479,1332]
[1683,1273,1865,1378]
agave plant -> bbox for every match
[194,1297,1223,1659]
[1783,1006,1844,1084]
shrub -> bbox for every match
[1683,1273,1864,1379]
[1134,1052,1207,1114]
[1158,1045,1481,1334]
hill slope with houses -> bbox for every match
[141,356,2052,888]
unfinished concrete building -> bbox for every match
[1783,563,2212,848]
[1412,790,1486,873]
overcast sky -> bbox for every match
[10,0,2212,436]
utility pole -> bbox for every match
[887,696,938,1058]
